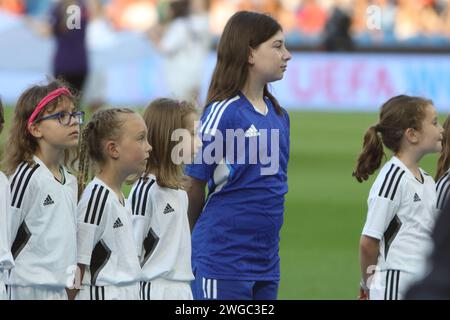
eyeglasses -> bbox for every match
[36,111,85,126]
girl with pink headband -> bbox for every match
[2,80,84,300]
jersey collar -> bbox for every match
[391,156,425,184]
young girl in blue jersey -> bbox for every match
[354,95,443,300]
[0,99,14,300]
[73,108,151,300]
[185,11,291,300]
[3,80,83,300]
[128,98,201,300]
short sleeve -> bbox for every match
[77,186,109,265]
[362,195,400,240]
[128,179,154,256]
[185,97,238,181]
[8,165,40,245]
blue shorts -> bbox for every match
[191,269,279,300]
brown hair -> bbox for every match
[0,98,4,134]
[206,11,284,115]
[353,95,433,182]
[3,80,78,176]
[436,115,450,180]
[143,98,196,189]
[78,108,135,196]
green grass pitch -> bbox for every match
[0,107,444,299]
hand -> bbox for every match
[358,287,369,300]
[66,288,79,300]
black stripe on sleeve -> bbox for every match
[11,165,30,207]
[437,178,450,210]
[390,171,405,201]
[131,178,144,215]
[11,164,40,209]
[10,162,27,193]
[95,189,109,226]
[384,167,400,198]
[141,179,155,216]
[16,164,40,209]
[135,178,147,217]
[436,172,449,192]
[89,186,105,225]
[379,164,394,196]
[84,185,98,223]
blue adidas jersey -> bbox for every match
[185,92,290,281]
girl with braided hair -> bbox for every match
[73,108,151,300]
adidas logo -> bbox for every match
[414,193,421,202]
[244,124,260,138]
[163,203,175,214]
[113,217,123,229]
[43,195,54,206]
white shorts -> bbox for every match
[76,283,139,300]
[9,286,68,300]
[0,279,7,300]
[140,278,193,300]
[369,270,419,300]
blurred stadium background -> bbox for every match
[1,0,450,299]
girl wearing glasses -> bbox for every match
[3,80,84,300]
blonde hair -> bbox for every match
[3,80,78,176]
[143,98,196,189]
[78,108,135,196]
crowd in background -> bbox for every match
[1,0,450,48]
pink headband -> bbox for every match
[27,87,72,128]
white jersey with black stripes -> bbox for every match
[128,174,194,283]
[362,156,438,276]
[7,156,77,288]
[436,169,450,211]
[77,177,142,288]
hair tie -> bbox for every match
[374,124,382,132]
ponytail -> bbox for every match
[353,125,385,183]
[353,95,432,182]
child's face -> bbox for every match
[115,113,152,176]
[31,100,81,150]
[249,30,292,84]
[416,104,443,154]
[179,112,202,165]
